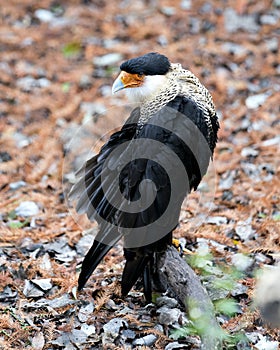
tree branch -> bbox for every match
[155,245,222,350]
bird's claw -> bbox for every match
[172,238,194,255]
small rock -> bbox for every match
[23,280,45,298]
[231,283,248,297]
[80,324,96,336]
[0,151,12,162]
[78,302,94,322]
[231,253,253,271]
[99,85,111,96]
[55,249,77,263]
[9,181,27,190]
[122,329,136,340]
[0,286,18,302]
[23,294,78,310]
[34,9,55,23]
[156,296,178,308]
[165,341,190,349]
[245,93,269,109]
[105,298,118,310]
[93,53,123,67]
[13,132,31,148]
[115,306,134,316]
[79,74,92,89]
[235,219,255,241]
[31,278,53,291]
[265,37,278,52]
[45,238,69,254]
[50,333,71,347]
[80,102,106,123]
[39,253,52,271]
[157,34,168,46]
[261,136,280,147]
[241,147,259,157]
[133,334,157,346]
[260,14,277,25]
[160,6,176,16]
[16,76,50,92]
[121,329,136,340]
[207,216,228,225]
[219,170,236,190]
[224,8,259,33]
[31,332,45,350]
[157,307,182,325]
[154,324,164,333]
[69,329,88,345]
[15,201,39,217]
[181,0,192,10]
[103,318,127,340]
[204,277,230,300]
[254,334,279,350]
[221,42,247,57]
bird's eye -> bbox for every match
[137,73,144,79]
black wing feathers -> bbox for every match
[73,95,217,297]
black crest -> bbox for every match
[120,52,171,76]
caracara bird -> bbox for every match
[70,52,219,301]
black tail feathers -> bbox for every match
[121,249,153,301]
[78,240,113,290]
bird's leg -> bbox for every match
[143,260,152,303]
[172,238,194,255]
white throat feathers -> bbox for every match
[124,75,168,104]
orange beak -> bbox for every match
[112,71,144,94]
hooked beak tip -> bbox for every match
[112,77,125,94]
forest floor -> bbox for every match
[0,0,279,349]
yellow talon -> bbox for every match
[172,238,194,255]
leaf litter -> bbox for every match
[0,0,279,349]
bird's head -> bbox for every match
[112,52,171,102]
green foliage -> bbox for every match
[171,246,250,348]
[61,82,71,93]
[272,212,280,221]
[7,220,29,229]
[62,42,82,59]
[214,298,239,317]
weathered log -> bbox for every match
[154,245,222,350]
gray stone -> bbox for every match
[80,324,96,336]
[221,42,247,56]
[16,76,50,92]
[160,7,176,16]
[15,201,39,217]
[34,9,55,23]
[180,0,192,10]
[260,14,278,25]
[156,296,178,308]
[133,334,157,346]
[241,147,259,157]
[122,329,136,340]
[231,253,253,271]
[157,307,182,325]
[235,219,255,241]
[224,8,259,33]
[23,280,45,298]
[31,278,53,291]
[93,53,123,67]
[165,341,189,349]
[9,181,27,190]
[103,318,127,340]
[78,302,94,322]
[207,216,228,225]
[69,329,88,345]
[245,93,269,109]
